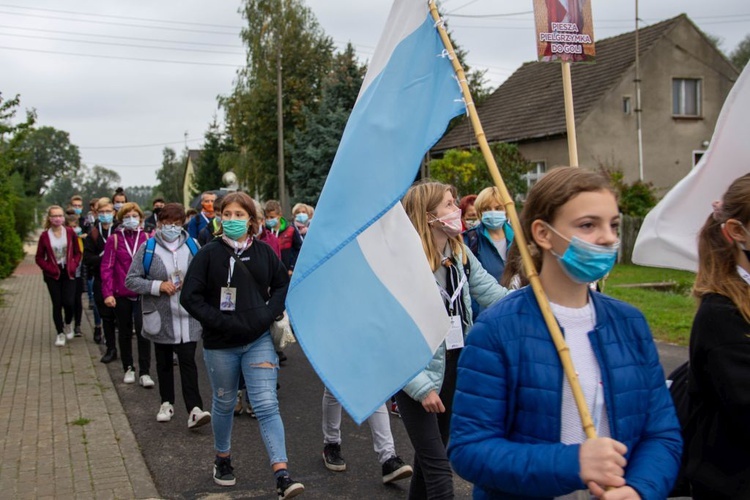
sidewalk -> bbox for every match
[0,255,159,499]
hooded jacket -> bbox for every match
[35,227,82,280]
[180,236,288,349]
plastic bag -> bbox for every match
[270,311,296,350]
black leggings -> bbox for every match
[395,348,460,500]
[93,278,117,352]
[154,342,203,412]
[44,269,75,334]
[114,298,151,375]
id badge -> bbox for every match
[220,287,237,311]
[445,315,464,350]
[171,270,184,288]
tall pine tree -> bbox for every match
[192,119,233,195]
[288,43,366,205]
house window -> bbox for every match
[525,161,547,188]
[672,78,701,117]
[622,96,632,115]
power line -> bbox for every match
[0,45,243,67]
[0,32,244,56]
[79,138,203,150]
[0,3,241,30]
[85,162,162,168]
[0,10,239,36]
[449,10,534,18]
[0,24,243,49]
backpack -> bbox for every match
[666,360,691,497]
[143,237,199,275]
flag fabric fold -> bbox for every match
[285,0,464,424]
[633,64,750,272]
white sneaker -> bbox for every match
[139,374,155,388]
[55,333,66,347]
[123,367,136,384]
[64,324,74,340]
[156,402,174,422]
[188,407,211,429]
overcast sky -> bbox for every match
[2,0,747,189]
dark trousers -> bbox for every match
[73,276,84,327]
[154,342,203,412]
[44,269,75,334]
[395,348,461,500]
[114,298,151,375]
[93,278,117,352]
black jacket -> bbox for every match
[82,223,115,279]
[685,293,750,499]
[180,237,288,350]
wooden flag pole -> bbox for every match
[428,1,597,441]
[562,62,579,167]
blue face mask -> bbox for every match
[547,223,619,284]
[159,224,182,243]
[481,210,507,230]
[295,213,309,225]
[265,218,279,229]
[223,219,248,240]
[73,208,83,215]
[98,213,114,224]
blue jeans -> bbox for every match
[203,333,288,464]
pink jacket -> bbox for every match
[100,228,148,299]
[35,227,81,280]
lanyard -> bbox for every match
[224,238,251,286]
[437,273,466,315]
[201,212,212,224]
[121,229,141,258]
[98,222,111,243]
[738,265,750,285]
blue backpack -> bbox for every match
[143,237,199,275]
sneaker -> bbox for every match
[65,324,74,340]
[276,475,304,499]
[382,455,413,484]
[277,350,287,363]
[93,326,102,344]
[213,456,236,486]
[100,350,117,363]
[234,390,244,415]
[55,333,66,347]
[156,402,174,422]
[139,374,155,388]
[322,443,346,472]
[73,325,82,337]
[247,405,256,419]
[389,401,401,418]
[123,367,136,384]
[188,407,211,429]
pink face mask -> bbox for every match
[49,216,65,227]
[433,208,463,237]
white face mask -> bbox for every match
[432,208,463,237]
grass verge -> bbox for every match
[603,264,696,346]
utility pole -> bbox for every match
[276,0,288,214]
[635,0,644,181]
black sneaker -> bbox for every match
[73,325,83,337]
[276,475,304,499]
[93,326,102,344]
[213,456,235,486]
[277,350,287,364]
[382,455,413,484]
[322,443,346,472]
[100,350,117,364]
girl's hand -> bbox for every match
[159,282,177,296]
[579,438,627,489]
[588,484,641,500]
[421,390,446,413]
[104,296,116,308]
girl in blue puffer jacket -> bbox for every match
[398,181,510,500]
[449,167,681,500]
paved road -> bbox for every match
[98,317,688,499]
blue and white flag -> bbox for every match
[285,0,464,423]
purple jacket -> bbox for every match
[100,228,147,299]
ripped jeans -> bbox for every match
[203,332,288,464]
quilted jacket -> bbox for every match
[448,285,682,500]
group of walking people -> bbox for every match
[35,167,750,499]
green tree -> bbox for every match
[44,164,122,207]
[429,143,532,199]
[730,34,750,70]
[600,167,657,217]
[221,0,335,200]
[12,125,81,197]
[155,147,186,204]
[126,185,155,208]
[0,93,34,277]
[192,119,233,195]
[288,43,366,205]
